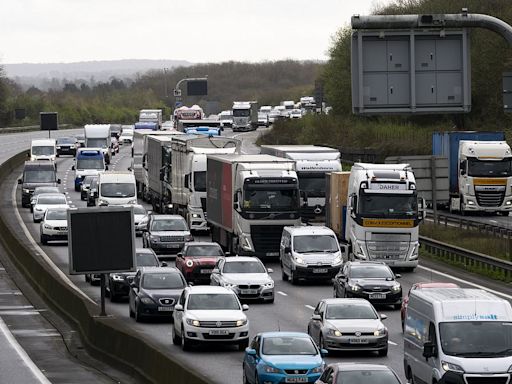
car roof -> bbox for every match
[139,267,179,274]
[135,248,156,255]
[348,261,388,267]
[37,193,66,199]
[224,256,262,263]
[34,186,59,192]
[331,363,394,372]
[184,242,221,247]
[45,207,68,212]
[152,214,184,220]
[414,282,459,289]
[321,298,372,306]
[284,225,335,236]
[259,332,311,338]
[187,285,235,294]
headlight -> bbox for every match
[374,327,387,336]
[442,361,464,373]
[127,199,137,204]
[23,188,30,194]
[391,283,401,292]
[327,329,342,337]
[508,364,512,373]
[98,199,108,206]
[191,213,200,218]
[310,366,324,374]
[332,255,343,266]
[149,235,160,241]
[185,234,194,242]
[263,365,281,374]
[348,284,360,292]
[223,282,236,289]
[112,274,124,281]
[236,319,247,327]
[185,260,194,268]
[35,207,44,211]
[295,257,306,265]
[140,297,154,305]
[186,319,200,327]
[43,224,53,229]
[263,281,274,288]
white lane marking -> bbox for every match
[0,305,33,310]
[277,291,288,296]
[0,267,4,271]
[12,176,96,305]
[418,265,512,300]
[70,205,76,208]
[0,291,22,295]
[388,340,398,346]
[490,220,498,223]
[11,329,60,337]
[0,316,52,383]
[304,305,315,310]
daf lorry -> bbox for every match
[260,145,342,219]
[344,163,423,270]
[84,124,112,164]
[232,101,258,132]
[169,136,241,232]
[138,109,162,129]
[30,139,56,162]
[206,154,301,257]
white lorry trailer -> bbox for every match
[345,163,423,270]
[232,101,258,132]
[84,124,112,165]
[170,135,241,231]
[207,154,301,257]
[260,145,342,220]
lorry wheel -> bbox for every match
[378,347,388,357]
[459,201,466,216]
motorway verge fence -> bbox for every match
[0,150,213,384]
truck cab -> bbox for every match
[73,148,107,191]
[232,101,258,132]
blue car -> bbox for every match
[243,332,326,384]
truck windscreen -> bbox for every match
[359,193,417,217]
[100,183,135,198]
[87,138,107,148]
[468,158,512,177]
[77,158,104,170]
[23,170,55,183]
[194,171,206,192]
[233,109,250,117]
[32,146,54,155]
[243,188,299,211]
[298,174,326,197]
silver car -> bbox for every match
[307,298,388,356]
[210,256,274,303]
[142,214,193,256]
[32,193,69,223]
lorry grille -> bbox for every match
[475,191,505,207]
[250,225,284,256]
[366,241,409,260]
[465,376,509,384]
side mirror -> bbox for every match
[320,348,329,357]
[284,246,291,254]
[311,314,322,321]
[245,348,257,356]
[177,253,183,258]
[130,282,138,290]
[71,165,75,170]
[337,274,346,280]
[27,153,30,158]
[242,304,249,311]
[174,304,183,311]
[380,314,388,321]
[423,342,437,359]
[184,174,190,189]
[211,268,220,274]
[225,252,231,256]
[159,168,165,181]
[17,179,22,184]
[267,268,273,274]
[57,179,61,184]
[395,274,402,279]
[105,165,109,171]
[161,262,168,267]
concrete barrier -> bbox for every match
[0,150,214,384]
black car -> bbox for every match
[316,363,403,384]
[108,248,165,301]
[56,137,77,157]
[80,175,98,201]
[333,261,402,309]
[128,267,187,322]
[86,178,98,207]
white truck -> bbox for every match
[345,163,423,270]
[207,154,301,257]
[232,101,258,132]
[97,171,137,206]
[260,145,342,220]
[30,139,56,161]
[138,109,163,129]
[84,124,112,164]
[170,136,241,231]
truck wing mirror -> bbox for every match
[418,198,426,221]
[71,165,75,170]
[423,342,437,359]
[159,168,165,181]
[17,179,22,184]
[284,246,291,254]
[460,160,467,176]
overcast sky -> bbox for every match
[0,0,393,64]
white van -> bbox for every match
[31,139,56,161]
[279,226,344,284]
[98,171,137,206]
[404,288,512,384]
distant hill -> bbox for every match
[4,59,192,89]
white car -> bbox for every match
[119,128,134,144]
[172,285,249,351]
[40,208,68,245]
[289,109,303,119]
[32,193,69,223]
[132,204,149,236]
[210,256,274,303]
[30,186,60,212]
[268,109,281,124]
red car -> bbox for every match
[175,242,225,284]
[401,282,459,330]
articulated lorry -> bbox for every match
[232,101,258,132]
[170,136,241,231]
[386,131,512,215]
[84,124,112,164]
[207,154,301,257]
[326,164,423,270]
[260,145,342,219]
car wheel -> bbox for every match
[378,346,388,357]
[129,304,134,318]
[242,368,249,384]
[172,325,182,345]
[290,269,299,285]
[85,274,90,283]
[109,289,117,302]
[281,263,289,281]
[238,338,249,351]
[40,234,48,245]
[333,286,338,298]
[393,304,401,310]
[255,372,261,384]
[266,297,274,304]
[134,304,143,322]
[182,326,192,351]
[319,334,327,352]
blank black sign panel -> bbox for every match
[187,80,208,96]
[40,112,58,130]
[69,209,135,274]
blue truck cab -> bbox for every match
[73,148,106,191]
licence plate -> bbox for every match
[285,378,308,383]
[200,269,213,274]
[349,338,369,344]
[58,231,68,235]
[241,289,257,295]
[369,293,386,299]
[266,252,279,257]
[313,268,328,273]
[208,330,229,335]
[158,307,173,312]
[164,244,180,248]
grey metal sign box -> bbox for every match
[351,29,471,114]
[503,72,512,112]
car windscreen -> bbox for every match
[336,370,399,384]
[151,219,187,231]
[57,138,75,144]
[77,158,104,170]
[186,293,240,310]
[223,261,266,274]
[87,138,107,148]
[33,187,59,196]
[133,206,147,215]
[32,146,54,156]
[37,195,66,205]
[24,170,55,183]
[350,265,393,279]
[141,273,184,289]
[82,176,96,185]
[293,235,339,253]
[100,183,135,198]
[185,245,224,257]
[262,336,317,355]
[46,210,67,220]
[136,253,159,267]
[326,303,377,320]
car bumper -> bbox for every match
[183,324,249,343]
[42,228,68,240]
[294,265,341,280]
[109,280,130,297]
[138,303,175,318]
[323,334,388,351]
[257,371,321,384]
[232,287,274,301]
[344,290,402,306]
[149,241,185,254]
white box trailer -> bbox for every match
[84,124,112,164]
